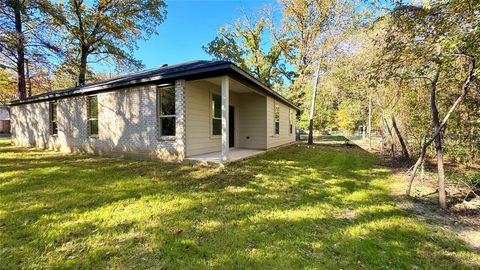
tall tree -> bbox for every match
[1,0,60,100]
[1,0,29,99]
[43,0,167,86]
[204,10,290,89]
[275,0,360,144]
[384,1,479,209]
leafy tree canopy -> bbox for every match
[41,0,167,85]
[203,10,291,90]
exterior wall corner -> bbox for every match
[175,79,187,160]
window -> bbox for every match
[88,96,98,136]
[289,109,293,134]
[49,101,58,135]
[274,103,280,135]
[212,93,222,136]
[157,86,176,136]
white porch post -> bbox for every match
[221,76,229,162]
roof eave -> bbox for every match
[9,61,300,111]
[9,62,234,106]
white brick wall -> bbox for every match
[11,101,50,148]
[175,80,186,159]
[11,79,297,160]
[11,82,186,161]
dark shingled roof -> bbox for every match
[9,60,299,110]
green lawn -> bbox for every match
[299,134,349,142]
[0,140,478,269]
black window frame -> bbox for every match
[211,93,222,136]
[49,101,58,135]
[274,103,280,135]
[87,95,99,136]
[157,86,176,138]
[289,109,293,134]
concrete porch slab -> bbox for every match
[186,148,265,163]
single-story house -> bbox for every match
[9,60,299,162]
[0,106,10,134]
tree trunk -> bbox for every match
[429,67,447,209]
[380,130,385,155]
[406,147,425,195]
[78,47,89,86]
[308,64,321,145]
[14,5,27,99]
[382,115,395,158]
[435,137,447,209]
[391,139,395,158]
[26,58,32,96]
[406,58,475,197]
[368,95,372,150]
[391,115,409,159]
[420,160,425,182]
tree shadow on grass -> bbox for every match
[1,144,479,269]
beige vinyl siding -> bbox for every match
[185,80,295,156]
[185,80,240,156]
[238,93,267,149]
[266,96,296,148]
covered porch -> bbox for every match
[185,148,265,163]
[184,75,267,163]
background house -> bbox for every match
[9,61,299,162]
[0,106,10,134]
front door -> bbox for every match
[229,106,235,147]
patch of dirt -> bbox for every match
[391,169,480,251]
[395,194,480,250]
[346,139,480,250]
[353,142,480,251]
